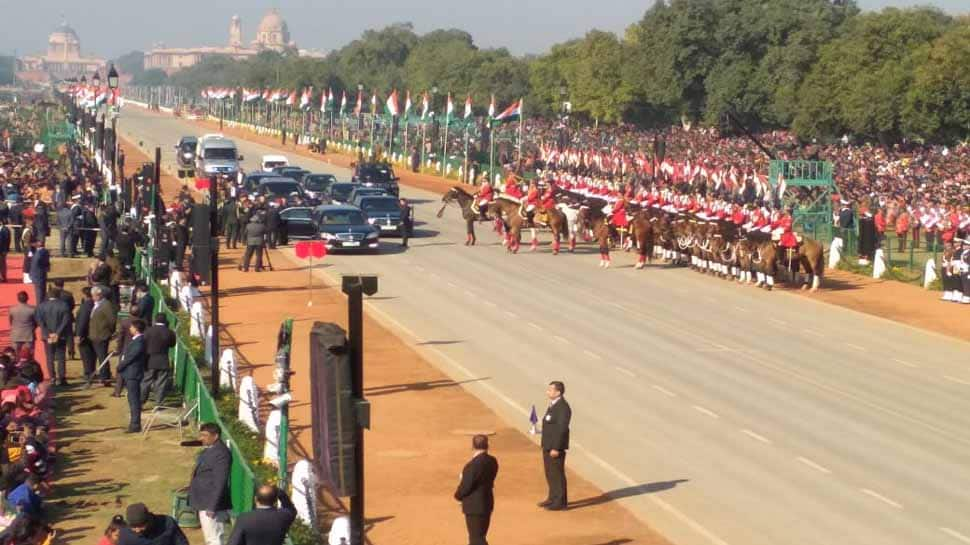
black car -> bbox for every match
[313,205,380,252]
[274,166,310,181]
[300,173,337,201]
[242,172,279,192]
[328,182,357,204]
[355,195,403,236]
[174,136,198,171]
[256,178,307,206]
[352,163,400,197]
[279,206,316,243]
[347,186,388,204]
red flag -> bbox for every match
[295,241,310,259]
[310,241,327,259]
[194,178,211,190]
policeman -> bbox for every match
[399,198,413,248]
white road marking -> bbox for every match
[429,273,440,280]
[552,335,571,345]
[740,429,772,444]
[892,358,918,368]
[943,376,970,386]
[693,405,720,419]
[528,322,543,331]
[504,311,518,319]
[796,456,832,474]
[705,296,717,303]
[768,318,787,326]
[734,306,748,313]
[614,366,636,378]
[860,488,903,509]
[652,385,676,397]
[845,343,866,352]
[803,329,824,337]
[583,350,603,361]
[464,290,478,299]
[940,527,970,544]
[446,282,457,288]
[482,301,497,309]
[414,265,425,272]
[609,302,626,310]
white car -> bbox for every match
[261,154,289,172]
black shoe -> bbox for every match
[545,504,567,511]
[537,500,552,508]
[124,428,141,434]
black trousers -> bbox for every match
[140,368,171,405]
[43,341,67,381]
[78,337,97,377]
[33,281,46,308]
[224,224,238,249]
[241,245,263,271]
[464,514,491,545]
[542,449,568,508]
[126,379,142,431]
[92,339,111,380]
[401,222,412,247]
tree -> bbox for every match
[901,22,970,143]
[113,50,145,78]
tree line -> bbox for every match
[126,1,970,144]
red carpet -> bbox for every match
[0,255,49,378]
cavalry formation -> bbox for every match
[438,183,826,292]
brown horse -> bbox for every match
[530,206,570,255]
[437,186,480,245]
[628,211,656,269]
[577,205,612,267]
[487,198,526,253]
[779,237,825,291]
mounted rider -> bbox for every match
[474,179,494,220]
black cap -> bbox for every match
[126,503,150,526]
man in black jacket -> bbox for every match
[189,422,232,545]
[75,287,96,378]
[539,380,571,511]
[34,289,70,385]
[264,204,281,249]
[53,279,76,360]
[140,314,176,406]
[454,434,499,545]
[227,485,297,545]
[240,217,266,272]
[117,319,148,432]
[118,503,189,545]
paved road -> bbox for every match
[119,106,970,545]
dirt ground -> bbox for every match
[119,133,672,544]
[192,115,970,344]
[0,257,204,545]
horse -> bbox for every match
[531,205,571,255]
[577,205,612,267]
[778,236,825,291]
[487,198,526,253]
[628,210,656,269]
[436,187,479,246]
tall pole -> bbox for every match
[463,124,469,183]
[488,123,495,185]
[443,112,450,175]
[347,282,365,545]
[209,174,221,398]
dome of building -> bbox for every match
[48,21,81,60]
[257,9,287,34]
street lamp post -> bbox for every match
[356,83,364,152]
[558,84,568,153]
[107,64,119,187]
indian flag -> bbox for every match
[300,87,312,109]
[286,90,297,107]
[488,95,495,118]
[371,92,378,113]
[353,91,362,115]
[446,94,454,119]
[464,95,472,119]
[404,91,412,116]
[340,91,348,114]
[421,92,429,119]
[493,99,522,124]
[385,90,399,116]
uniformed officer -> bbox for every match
[399,198,413,248]
[539,381,571,511]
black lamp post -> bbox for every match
[430,86,439,159]
[356,83,364,148]
[558,83,568,152]
[108,64,120,186]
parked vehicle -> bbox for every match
[313,204,381,252]
[354,195,403,236]
[352,162,400,196]
[195,135,243,177]
[279,206,316,243]
[328,182,357,204]
[174,136,197,176]
[261,154,289,172]
[300,173,337,201]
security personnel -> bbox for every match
[399,198,413,248]
[220,196,239,250]
[539,381,571,511]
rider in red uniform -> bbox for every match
[475,180,494,220]
[525,182,540,211]
[541,183,556,210]
[611,195,629,228]
[779,211,798,248]
[504,176,523,200]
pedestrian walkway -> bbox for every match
[0,254,48,374]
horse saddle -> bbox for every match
[535,210,550,226]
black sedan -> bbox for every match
[328,182,357,204]
[279,207,316,244]
[312,205,381,252]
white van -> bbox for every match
[261,155,289,172]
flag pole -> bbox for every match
[463,123,469,183]
[443,108,450,175]
[488,119,495,185]
[517,99,524,164]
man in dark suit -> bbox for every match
[454,434,499,545]
[34,289,70,385]
[134,281,154,320]
[0,219,10,281]
[52,279,76,360]
[89,285,118,385]
[399,198,413,248]
[188,422,232,545]
[75,287,97,379]
[117,319,148,432]
[539,381,571,511]
[226,485,297,545]
[28,240,50,305]
[8,291,37,353]
[240,217,266,272]
[141,313,176,406]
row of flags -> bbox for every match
[199,86,523,123]
[67,84,119,107]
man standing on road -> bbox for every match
[141,313,176,406]
[220,196,239,250]
[53,279,76,360]
[35,288,70,385]
[188,422,232,545]
[117,318,147,433]
[454,434,499,545]
[28,240,50,305]
[56,203,74,257]
[399,198,413,248]
[9,291,37,353]
[539,381,571,511]
[75,287,96,379]
[240,216,266,272]
[89,285,118,386]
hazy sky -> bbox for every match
[1,0,966,61]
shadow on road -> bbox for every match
[567,479,689,510]
[363,377,489,397]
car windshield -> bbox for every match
[321,211,364,225]
[261,182,301,196]
[331,185,354,199]
[358,167,393,181]
[264,161,286,168]
[204,147,237,160]
[361,199,399,212]
[304,176,333,191]
[180,142,196,152]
